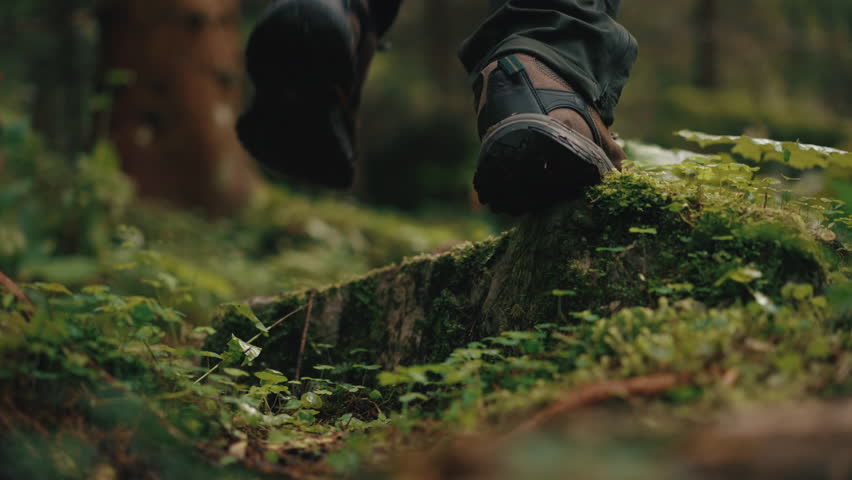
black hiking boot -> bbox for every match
[472,54,628,215]
[237,0,378,188]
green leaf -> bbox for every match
[667,202,688,213]
[353,364,382,371]
[267,430,298,444]
[811,296,828,309]
[629,227,658,235]
[194,326,217,336]
[551,289,577,297]
[716,266,763,286]
[732,267,763,283]
[81,285,110,296]
[595,247,627,253]
[23,282,72,296]
[296,410,317,424]
[223,368,250,377]
[314,365,335,371]
[666,283,694,293]
[255,370,288,385]
[503,331,537,341]
[227,335,262,366]
[677,130,852,171]
[399,392,429,404]
[752,292,779,315]
[300,392,324,409]
[378,371,407,386]
[18,258,97,287]
[535,323,559,331]
[793,284,814,301]
[221,303,267,333]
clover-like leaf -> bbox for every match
[255,370,288,385]
[399,392,429,404]
[677,130,852,171]
[221,303,267,333]
[24,282,72,296]
[227,335,262,366]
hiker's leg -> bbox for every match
[372,0,403,37]
[465,0,638,214]
[461,0,637,125]
[238,0,401,188]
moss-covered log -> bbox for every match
[208,172,839,374]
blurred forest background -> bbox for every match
[1,0,851,215]
[1,4,851,477]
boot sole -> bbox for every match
[474,114,617,215]
[238,0,358,188]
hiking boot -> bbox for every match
[237,0,378,188]
[472,54,627,215]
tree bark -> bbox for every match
[31,1,90,158]
[694,0,720,88]
[96,0,257,216]
[208,174,833,374]
[424,0,455,91]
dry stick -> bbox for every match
[294,292,316,383]
[194,304,308,384]
[0,270,34,318]
[501,373,682,445]
[3,394,49,436]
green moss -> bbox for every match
[210,171,841,376]
[419,289,468,359]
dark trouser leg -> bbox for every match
[240,0,403,188]
[460,0,637,125]
[370,0,403,37]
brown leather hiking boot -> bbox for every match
[237,0,378,188]
[473,53,627,215]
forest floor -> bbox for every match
[1,126,851,479]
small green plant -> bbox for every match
[1,129,849,477]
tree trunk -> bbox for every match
[694,0,719,88]
[424,0,455,91]
[208,173,833,374]
[31,1,90,159]
[96,0,257,216]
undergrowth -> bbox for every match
[1,125,851,478]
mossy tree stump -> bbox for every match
[208,173,838,374]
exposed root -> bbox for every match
[504,373,682,443]
[0,270,34,319]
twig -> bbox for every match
[193,359,223,385]
[294,292,316,383]
[3,395,49,436]
[194,304,308,384]
[0,403,44,461]
[261,304,307,334]
[0,270,34,319]
[502,373,681,444]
